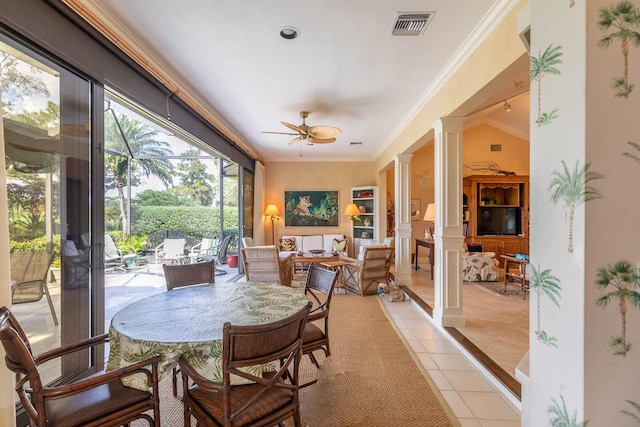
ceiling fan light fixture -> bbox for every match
[280,27,299,40]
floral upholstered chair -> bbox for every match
[462,251,499,282]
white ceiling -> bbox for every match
[83,0,529,162]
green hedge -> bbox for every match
[131,206,239,248]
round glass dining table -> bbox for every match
[106,282,309,390]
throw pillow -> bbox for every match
[332,239,348,254]
[279,237,297,252]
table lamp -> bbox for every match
[423,203,435,240]
[264,204,280,245]
[344,203,361,222]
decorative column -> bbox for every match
[432,117,465,327]
[393,154,413,286]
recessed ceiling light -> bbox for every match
[280,27,299,40]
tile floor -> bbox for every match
[380,293,522,426]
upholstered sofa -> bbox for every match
[279,234,348,256]
[462,251,499,282]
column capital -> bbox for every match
[432,116,466,131]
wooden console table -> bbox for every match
[500,255,529,298]
[414,239,434,280]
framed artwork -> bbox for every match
[284,190,339,226]
[410,199,421,221]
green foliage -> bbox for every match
[0,51,50,113]
[176,149,217,206]
[548,395,588,427]
[613,77,635,97]
[549,161,604,209]
[131,205,238,247]
[9,235,61,267]
[609,336,632,356]
[106,232,149,254]
[134,189,200,207]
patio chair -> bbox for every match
[301,265,338,387]
[188,237,217,261]
[340,246,393,295]
[241,246,293,286]
[177,303,310,427]
[155,238,186,264]
[10,250,58,326]
[104,235,126,271]
[0,306,161,427]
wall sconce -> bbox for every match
[343,203,361,222]
[264,204,280,245]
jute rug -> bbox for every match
[134,293,459,426]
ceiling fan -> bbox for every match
[262,111,342,145]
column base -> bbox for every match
[433,307,465,328]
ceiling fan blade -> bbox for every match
[288,136,304,145]
[281,121,306,134]
[308,125,341,139]
[308,136,336,144]
[261,131,300,136]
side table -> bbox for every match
[320,260,349,295]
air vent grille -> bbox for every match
[392,13,434,36]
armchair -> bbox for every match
[462,251,499,282]
[241,246,293,286]
[155,238,186,264]
[340,246,393,295]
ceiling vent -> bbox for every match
[391,12,434,36]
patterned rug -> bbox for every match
[134,292,459,426]
[471,280,527,298]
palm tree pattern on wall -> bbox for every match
[595,260,640,357]
[531,44,563,127]
[548,395,589,426]
[530,264,561,348]
[622,141,640,164]
[597,1,640,98]
[548,161,603,253]
[621,400,640,422]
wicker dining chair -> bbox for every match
[241,246,293,286]
[163,260,217,396]
[178,303,311,427]
[301,265,339,387]
[0,306,161,427]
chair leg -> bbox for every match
[42,282,59,326]
[172,367,178,397]
[308,352,319,368]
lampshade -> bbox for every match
[264,204,280,217]
[423,203,435,221]
[343,203,361,217]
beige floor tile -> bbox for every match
[442,370,497,392]
[459,391,520,420]
[441,390,475,418]
[430,353,477,371]
[478,420,522,427]
[415,352,439,370]
[418,338,459,354]
[459,419,483,427]
[426,369,454,390]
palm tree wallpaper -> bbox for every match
[530,264,562,348]
[594,260,640,356]
[548,395,589,426]
[548,161,604,253]
[621,400,640,423]
[530,44,563,127]
[597,2,640,98]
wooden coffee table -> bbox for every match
[291,252,339,277]
[320,260,350,295]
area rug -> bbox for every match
[134,293,459,426]
[471,280,526,298]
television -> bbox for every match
[477,207,521,235]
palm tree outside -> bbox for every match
[104,111,173,235]
[595,260,640,356]
[597,1,640,98]
[548,161,603,253]
[530,44,563,126]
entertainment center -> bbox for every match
[463,175,529,267]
